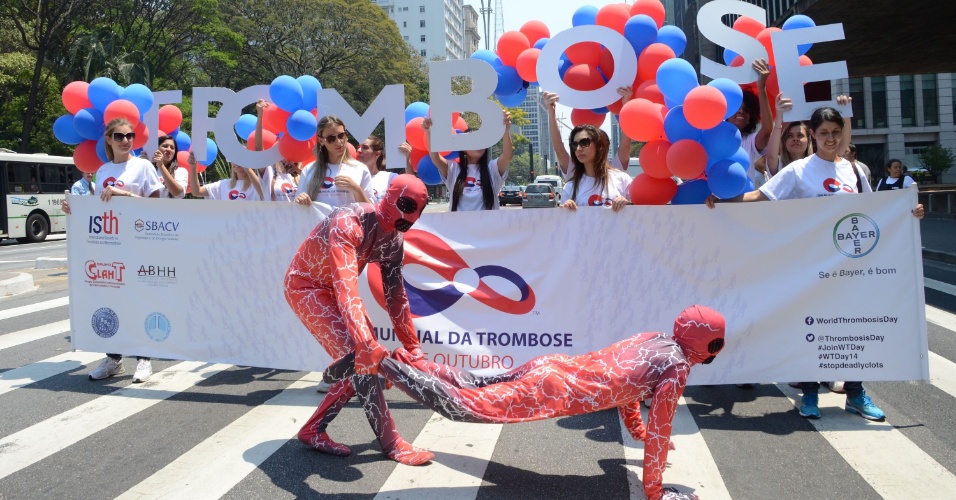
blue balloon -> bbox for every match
[495,65,523,96]
[120,84,153,115]
[729,147,751,170]
[405,101,430,123]
[782,15,816,55]
[572,5,598,27]
[169,127,180,137]
[443,151,459,161]
[664,96,680,110]
[296,75,322,110]
[708,78,744,119]
[558,55,573,79]
[657,26,687,57]
[744,177,755,192]
[88,77,121,112]
[53,114,84,145]
[700,121,742,162]
[470,49,503,69]
[132,148,143,156]
[707,159,748,198]
[497,87,527,108]
[656,58,698,104]
[533,37,550,50]
[73,108,105,141]
[286,109,318,141]
[591,106,609,115]
[624,15,658,55]
[202,138,219,165]
[416,155,443,185]
[95,136,109,163]
[664,106,702,143]
[671,179,712,205]
[235,114,257,139]
[269,75,304,112]
[174,130,191,151]
[723,48,739,66]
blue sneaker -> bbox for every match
[799,393,820,419]
[845,392,885,420]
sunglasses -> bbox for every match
[571,137,593,149]
[323,131,348,144]
[111,132,136,142]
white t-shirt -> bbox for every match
[759,154,872,201]
[561,169,632,206]
[296,160,373,208]
[369,170,398,204]
[158,167,188,199]
[741,132,766,184]
[876,175,917,190]
[442,158,508,211]
[96,157,163,197]
[204,179,262,201]
[260,165,299,202]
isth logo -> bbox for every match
[136,264,177,288]
[92,307,119,338]
[367,229,535,318]
[88,210,119,234]
[144,312,171,342]
[833,213,880,258]
[85,260,126,288]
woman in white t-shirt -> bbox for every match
[559,124,631,212]
[61,117,164,384]
[705,105,925,422]
[421,112,513,211]
[255,99,301,202]
[544,86,634,179]
[150,134,188,198]
[875,159,917,191]
[187,154,263,201]
[294,115,373,207]
[357,135,396,204]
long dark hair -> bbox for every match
[367,135,385,172]
[739,91,760,135]
[305,115,348,199]
[809,106,844,132]
[568,124,610,202]
[451,148,494,211]
[156,134,179,176]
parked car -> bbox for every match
[534,175,564,201]
[499,185,523,206]
[522,183,557,208]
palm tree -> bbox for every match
[68,28,151,86]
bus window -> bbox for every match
[6,162,39,194]
[39,163,69,193]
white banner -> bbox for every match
[67,190,928,384]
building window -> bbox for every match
[421,35,426,42]
[871,77,887,128]
[849,77,865,129]
[905,141,935,169]
[403,36,408,41]
[420,19,426,27]
[900,75,917,127]
[420,5,425,12]
[922,74,939,126]
[403,21,406,27]
[420,49,426,56]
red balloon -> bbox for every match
[607,99,625,115]
[62,81,92,115]
[104,99,140,127]
[73,141,102,173]
[564,64,605,91]
[619,98,665,142]
[176,151,191,168]
[756,27,782,66]
[246,130,278,151]
[636,81,665,105]
[263,104,290,134]
[571,108,606,128]
[666,139,708,179]
[347,142,358,160]
[406,117,427,151]
[598,47,615,79]
[519,20,550,46]
[766,70,780,107]
[278,134,316,163]
[515,48,541,83]
[133,121,149,149]
[409,149,428,171]
[595,3,631,34]
[565,42,602,66]
[639,140,672,179]
[454,116,468,132]
[638,43,676,82]
[157,105,182,133]
[629,173,678,205]
[497,30,530,67]
[733,16,765,38]
[630,0,666,28]
[683,86,728,130]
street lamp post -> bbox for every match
[529,140,535,180]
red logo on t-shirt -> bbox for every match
[322,177,334,189]
[588,194,611,206]
[228,190,246,200]
[823,178,854,193]
[102,177,125,189]
[465,176,480,188]
[280,183,295,195]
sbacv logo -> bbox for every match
[133,218,181,241]
[84,260,126,288]
[833,213,880,258]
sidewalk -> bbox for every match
[921,217,956,264]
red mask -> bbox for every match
[376,175,428,232]
[673,305,726,365]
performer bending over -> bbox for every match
[284,174,433,466]
[357,305,724,499]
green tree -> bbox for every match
[918,144,955,184]
[68,28,151,86]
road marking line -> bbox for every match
[115,372,321,500]
[623,398,731,500]
[0,351,103,397]
[375,415,503,500]
[0,361,230,481]
[778,384,956,497]
[926,278,956,297]
[926,304,956,331]
[0,320,70,351]
[0,296,69,321]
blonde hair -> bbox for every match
[780,121,813,167]
[103,118,134,163]
[305,115,349,199]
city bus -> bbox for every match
[0,150,81,242]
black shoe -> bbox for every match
[736,383,757,389]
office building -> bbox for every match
[373,0,466,60]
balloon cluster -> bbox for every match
[54,77,209,173]
[403,102,468,186]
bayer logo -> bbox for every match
[144,312,171,342]
[832,213,880,258]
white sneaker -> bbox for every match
[316,379,332,393]
[89,357,125,380]
[132,359,153,383]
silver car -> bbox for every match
[522,183,557,208]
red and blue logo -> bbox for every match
[322,177,335,189]
[368,229,535,318]
[281,183,296,195]
[102,177,125,189]
[228,190,246,200]
[588,194,611,206]
[824,178,854,193]
[465,176,479,188]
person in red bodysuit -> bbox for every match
[284,174,434,466]
[325,305,724,499]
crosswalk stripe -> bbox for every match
[0,320,70,351]
[623,399,732,500]
[926,304,956,331]
[115,371,321,500]
[0,296,69,321]
[925,305,956,400]
[926,278,956,297]
[375,415,503,499]
[0,351,103,397]
[0,361,229,481]
[777,384,956,497]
